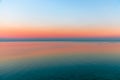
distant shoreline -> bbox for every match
[0,38,120,42]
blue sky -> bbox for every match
[0,0,120,27]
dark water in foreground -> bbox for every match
[0,42,120,80]
[2,60,120,80]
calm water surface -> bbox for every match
[0,42,120,80]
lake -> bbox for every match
[0,42,120,80]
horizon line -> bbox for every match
[0,38,120,42]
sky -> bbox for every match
[0,0,120,38]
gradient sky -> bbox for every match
[0,0,120,38]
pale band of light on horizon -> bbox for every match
[0,0,120,38]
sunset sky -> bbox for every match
[0,0,120,38]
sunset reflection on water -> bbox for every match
[0,42,120,61]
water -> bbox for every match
[0,42,120,80]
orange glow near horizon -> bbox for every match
[0,25,120,38]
